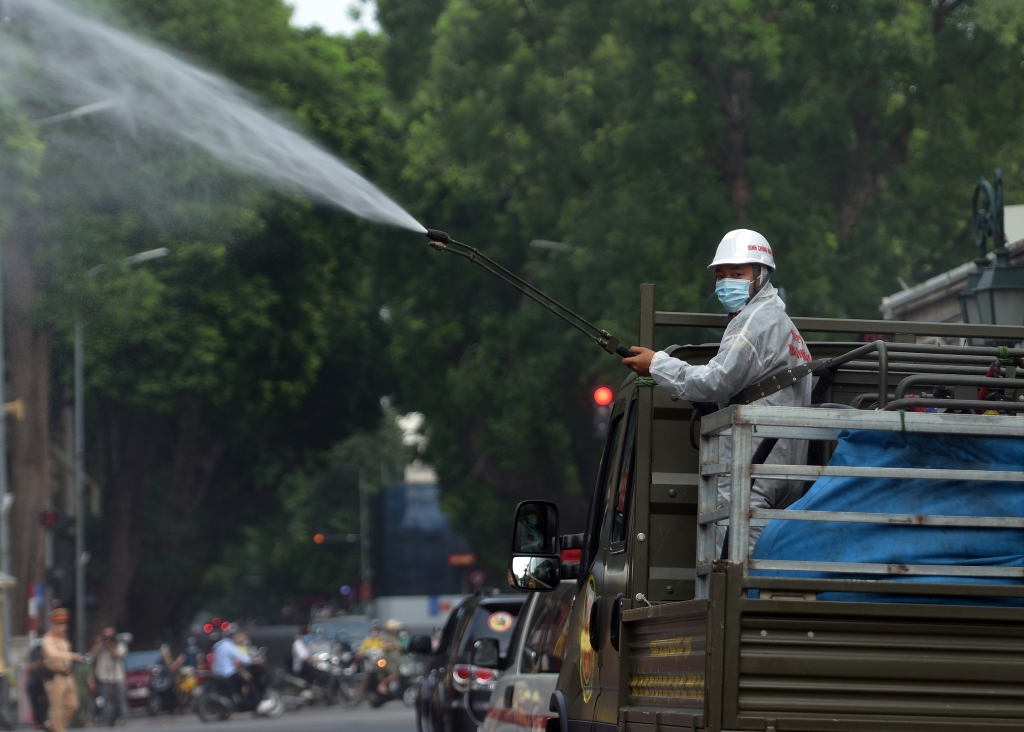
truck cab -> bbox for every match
[507,284,1024,732]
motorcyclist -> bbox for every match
[291,626,315,683]
[211,626,273,713]
[305,626,331,656]
[182,638,201,669]
[622,229,811,554]
[375,620,406,695]
[357,621,383,657]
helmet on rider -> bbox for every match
[708,229,775,313]
[384,619,402,634]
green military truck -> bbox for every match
[505,284,1024,732]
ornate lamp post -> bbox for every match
[959,169,1024,339]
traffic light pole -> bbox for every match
[359,469,371,604]
[71,248,166,652]
[0,232,9,666]
[74,322,85,652]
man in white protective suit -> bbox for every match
[622,229,812,555]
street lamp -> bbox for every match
[74,247,168,652]
[959,169,1024,340]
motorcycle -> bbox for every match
[193,654,284,722]
[334,643,364,707]
[147,662,176,716]
[177,666,205,712]
[273,652,341,708]
[362,648,421,709]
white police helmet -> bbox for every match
[707,229,775,271]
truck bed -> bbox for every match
[620,564,1024,731]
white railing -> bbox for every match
[695,405,1024,600]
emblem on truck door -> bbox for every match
[579,575,597,703]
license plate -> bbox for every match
[126,687,150,699]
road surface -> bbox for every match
[125,703,415,732]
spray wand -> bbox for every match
[425,229,634,359]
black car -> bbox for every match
[415,590,526,732]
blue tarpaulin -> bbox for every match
[750,428,1024,604]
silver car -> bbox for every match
[482,582,575,732]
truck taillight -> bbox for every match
[452,664,472,691]
[561,548,581,562]
[453,664,499,691]
[473,667,497,684]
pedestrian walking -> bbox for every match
[41,608,82,732]
[91,628,128,726]
[26,641,49,729]
[71,657,96,727]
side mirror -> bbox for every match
[471,637,500,668]
[508,501,561,592]
[408,634,433,656]
[512,501,559,554]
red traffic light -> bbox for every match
[220,621,230,631]
[313,533,326,545]
[203,624,214,634]
[39,509,62,529]
[593,386,613,406]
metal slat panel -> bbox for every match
[653,311,1024,340]
[729,405,1024,438]
[651,472,700,485]
[749,559,1024,579]
[649,567,697,580]
[698,507,729,526]
[622,601,708,710]
[748,463,1024,483]
[736,612,1024,723]
[750,508,1024,529]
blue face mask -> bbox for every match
[715,278,751,312]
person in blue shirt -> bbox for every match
[212,626,271,712]
[182,638,201,669]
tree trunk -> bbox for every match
[699,59,753,222]
[94,397,224,637]
[837,107,914,237]
[5,220,52,635]
[92,402,159,630]
[164,396,225,520]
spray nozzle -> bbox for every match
[426,229,633,362]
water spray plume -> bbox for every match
[4,0,426,234]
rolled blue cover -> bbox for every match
[750,428,1024,605]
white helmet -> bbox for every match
[707,229,775,271]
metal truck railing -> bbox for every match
[695,405,1024,599]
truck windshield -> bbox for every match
[582,408,626,575]
[610,400,638,547]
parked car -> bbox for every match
[481,582,575,732]
[416,591,526,732]
[124,650,163,711]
